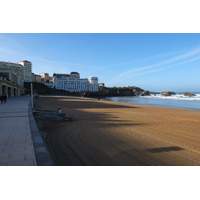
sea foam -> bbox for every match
[143,93,200,101]
[108,93,200,110]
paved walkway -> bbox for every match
[0,96,37,166]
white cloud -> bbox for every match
[106,46,200,86]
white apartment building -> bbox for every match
[87,77,99,92]
[46,75,98,92]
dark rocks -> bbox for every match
[132,87,144,95]
[161,91,176,96]
[141,90,150,96]
[184,92,196,96]
[83,86,146,97]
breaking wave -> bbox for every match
[107,93,200,111]
[143,93,200,101]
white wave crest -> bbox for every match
[143,93,200,101]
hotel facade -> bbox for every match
[0,60,33,96]
[45,73,99,92]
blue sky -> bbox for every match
[0,33,200,92]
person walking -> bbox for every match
[0,95,4,103]
[3,95,7,103]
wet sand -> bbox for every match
[34,95,200,166]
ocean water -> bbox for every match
[107,93,200,111]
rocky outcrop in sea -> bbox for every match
[141,90,150,96]
[161,91,176,96]
[184,92,196,96]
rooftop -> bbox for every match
[19,60,31,63]
[4,62,22,66]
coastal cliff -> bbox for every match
[82,86,145,98]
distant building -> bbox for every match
[98,83,105,92]
[53,73,70,79]
[0,61,25,96]
[40,73,53,83]
[87,77,99,92]
[45,73,98,92]
[34,72,53,83]
[53,72,80,79]
[69,72,80,79]
[17,60,33,82]
[98,83,105,87]
[34,74,42,83]
[0,60,100,95]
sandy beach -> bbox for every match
[34,95,200,166]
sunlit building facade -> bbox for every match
[17,60,33,82]
[46,73,98,92]
[0,61,25,96]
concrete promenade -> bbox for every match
[0,96,52,166]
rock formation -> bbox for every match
[141,90,150,96]
[184,92,196,96]
[82,86,145,97]
[161,91,176,96]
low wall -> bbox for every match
[33,109,72,121]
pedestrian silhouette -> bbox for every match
[0,95,4,103]
[3,95,7,103]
